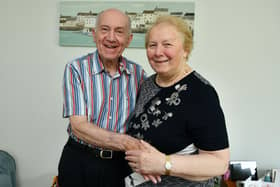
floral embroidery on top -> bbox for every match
[134,132,144,139]
[140,113,150,130]
[132,122,141,129]
[162,112,173,120]
[166,84,188,106]
[175,84,188,92]
[147,97,161,116]
[152,119,163,128]
[166,92,180,106]
[130,83,188,139]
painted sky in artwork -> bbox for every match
[60,1,194,16]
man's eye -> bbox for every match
[148,43,156,47]
[101,28,109,32]
[116,30,124,35]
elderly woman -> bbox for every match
[125,15,230,186]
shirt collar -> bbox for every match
[119,57,132,75]
[91,50,131,76]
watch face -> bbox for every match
[165,162,172,170]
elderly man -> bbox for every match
[58,8,146,187]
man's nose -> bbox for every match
[107,31,116,41]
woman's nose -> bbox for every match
[155,46,163,56]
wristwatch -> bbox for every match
[165,155,172,175]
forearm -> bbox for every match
[169,149,229,180]
[126,142,229,183]
[126,142,229,182]
[71,121,121,150]
[70,115,140,151]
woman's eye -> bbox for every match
[164,43,172,47]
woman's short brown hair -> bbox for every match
[145,15,193,58]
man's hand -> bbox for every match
[70,115,144,151]
[111,134,143,151]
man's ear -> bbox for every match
[92,29,97,43]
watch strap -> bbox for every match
[165,155,171,175]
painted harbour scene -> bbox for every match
[59,1,195,48]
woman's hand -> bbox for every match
[125,140,166,175]
[142,174,161,184]
[125,140,163,184]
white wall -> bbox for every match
[0,0,279,186]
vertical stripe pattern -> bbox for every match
[62,50,147,144]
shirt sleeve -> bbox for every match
[62,62,87,118]
[188,86,229,151]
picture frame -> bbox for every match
[59,1,195,48]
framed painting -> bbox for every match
[59,1,195,48]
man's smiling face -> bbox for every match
[93,9,132,64]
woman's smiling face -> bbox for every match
[146,23,188,76]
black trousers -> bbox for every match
[58,138,131,187]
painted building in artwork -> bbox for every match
[60,16,83,31]
[77,11,97,34]
[60,7,194,34]
[127,12,146,33]
[183,12,195,33]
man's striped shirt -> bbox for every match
[63,50,146,144]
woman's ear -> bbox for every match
[183,50,189,59]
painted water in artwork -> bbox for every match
[59,1,195,48]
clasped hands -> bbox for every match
[124,137,166,184]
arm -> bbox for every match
[70,115,141,151]
[71,116,162,183]
[169,148,229,180]
[63,62,142,151]
[126,140,229,181]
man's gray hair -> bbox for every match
[95,9,132,34]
